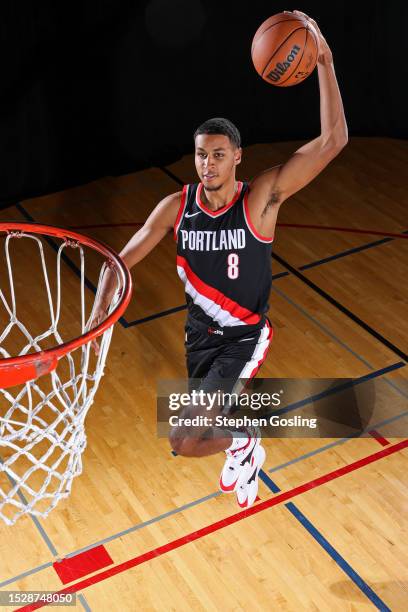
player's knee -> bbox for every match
[169,427,198,457]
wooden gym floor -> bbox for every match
[0,137,407,611]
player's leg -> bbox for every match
[169,319,273,498]
[169,320,234,457]
[206,319,273,506]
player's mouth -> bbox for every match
[203,174,217,181]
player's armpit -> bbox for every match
[250,135,346,209]
[120,191,181,268]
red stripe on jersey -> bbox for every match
[196,182,243,217]
[174,185,188,241]
[243,190,274,243]
[177,255,261,324]
[248,320,273,379]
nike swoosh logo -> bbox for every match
[247,465,258,484]
[185,211,201,218]
[240,445,255,467]
[239,337,255,342]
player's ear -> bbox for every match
[235,147,242,166]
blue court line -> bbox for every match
[267,283,408,473]
[262,361,405,421]
[258,470,281,494]
[259,471,392,611]
[272,283,408,404]
[8,191,405,601]
[3,396,408,588]
[286,503,391,611]
[11,206,408,462]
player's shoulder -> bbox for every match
[160,190,183,206]
[152,189,185,227]
[158,190,184,213]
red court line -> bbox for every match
[368,430,391,446]
[69,222,143,230]
[67,221,408,239]
[17,438,408,611]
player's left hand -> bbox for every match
[287,10,333,64]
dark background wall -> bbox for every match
[1,0,407,206]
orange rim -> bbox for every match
[0,222,132,386]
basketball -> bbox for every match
[251,12,319,86]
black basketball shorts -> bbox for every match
[185,314,273,396]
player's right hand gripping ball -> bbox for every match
[251,12,318,86]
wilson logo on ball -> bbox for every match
[266,44,301,82]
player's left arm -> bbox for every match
[248,11,348,236]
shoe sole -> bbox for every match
[219,436,261,493]
[237,445,266,508]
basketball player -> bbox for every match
[92,11,347,507]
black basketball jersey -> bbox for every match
[174,181,273,328]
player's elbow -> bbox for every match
[323,136,348,162]
[330,129,348,153]
[335,133,348,150]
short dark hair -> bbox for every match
[194,117,241,148]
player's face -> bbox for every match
[194,134,241,191]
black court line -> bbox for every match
[159,166,184,185]
[158,168,407,363]
[299,236,393,270]
[16,182,407,358]
[123,304,187,327]
[264,361,405,419]
[273,251,408,363]
[300,229,408,271]
[15,204,99,295]
[123,270,290,327]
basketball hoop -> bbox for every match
[0,222,132,525]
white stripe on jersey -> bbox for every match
[237,323,272,378]
[177,265,246,327]
[222,322,272,410]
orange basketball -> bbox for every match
[251,12,318,86]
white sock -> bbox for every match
[226,432,250,453]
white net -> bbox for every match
[0,229,123,525]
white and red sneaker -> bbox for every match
[219,427,261,494]
[236,444,266,508]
